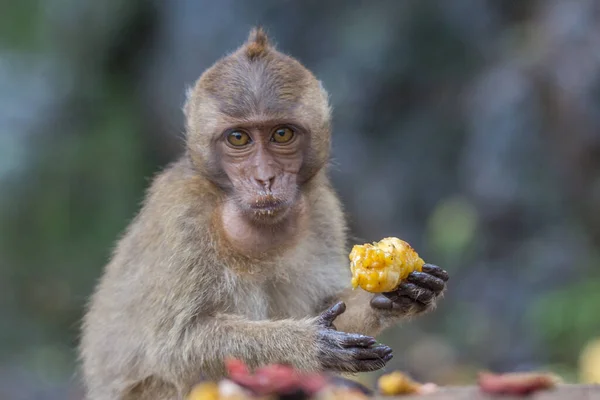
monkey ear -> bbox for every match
[245,26,271,60]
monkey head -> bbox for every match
[184,28,331,226]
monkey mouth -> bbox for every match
[250,197,285,212]
[247,194,289,219]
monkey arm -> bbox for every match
[157,313,323,383]
[153,308,389,390]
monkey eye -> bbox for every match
[227,130,252,147]
[271,127,294,144]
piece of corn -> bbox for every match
[186,382,220,400]
[378,371,422,396]
[349,237,424,293]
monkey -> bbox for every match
[79,27,449,400]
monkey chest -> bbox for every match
[266,281,321,319]
[266,269,345,319]
[224,281,319,320]
[222,260,345,320]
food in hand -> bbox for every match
[349,237,424,293]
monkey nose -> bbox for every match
[255,176,275,191]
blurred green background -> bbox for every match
[1,0,600,398]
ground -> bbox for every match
[377,384,600,399]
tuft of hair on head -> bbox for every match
[245,26,271,60]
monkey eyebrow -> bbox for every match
[219,119,308,133]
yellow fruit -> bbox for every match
[378,371,422,395]
[580,338,600,383]
[349,237,424,293]
[187,382,220,400]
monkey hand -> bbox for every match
[369,264,449,316]
[315,301,393,373]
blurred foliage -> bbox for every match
[531,277,600,363]
[1,0,600,398]
[426,195,479,264]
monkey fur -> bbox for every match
[79,27,448,400]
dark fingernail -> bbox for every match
[333,301,346,313]
[384,353,393,362]
[324,301,346,321]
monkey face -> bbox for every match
[216,122,307,225]
[184,28,332,227]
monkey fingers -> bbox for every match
[352,344,393,360]
[325,342,392,361]
[391,282,435,304]
[317,301,346,329]
[319,329,376,348]
[371,294,405,310]
[375,264,448,313]
[370,294,428,314]
[342,333,377,348]
[421,264,449,282]
[407,271,445,294]
[318,331,393,373]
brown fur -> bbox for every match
[245,26,270,59]
[79,29,406,400]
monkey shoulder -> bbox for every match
[146,157,221,215]
[91,158,228,312]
